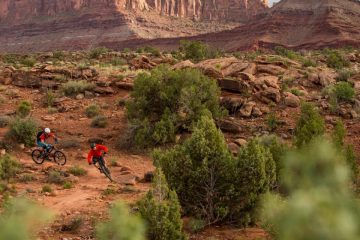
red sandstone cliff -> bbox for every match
[0,0,268,52]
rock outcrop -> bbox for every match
[0,0,268,53]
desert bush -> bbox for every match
[61,217,84,233]
[17,100,31,118]
[6,118,38,147]
[178,40,222,62]
[3,54,17,64]
[20,57,36,67]
[0,198,53,240]
[110,57,127,66]
[47,107,58,114]
[325,50,350,69]
[336,69,354,82]
[96,201,146,240]
[43,91,55,107]
[89,47,109,59]
[126,65,224,147]
[53,50,65,60]
[274,46,302,60]
[68,166,87,176]
[103,187,117,196]
[61,80,95,96]
[333,81,355,102]
[0,155,20,181]
[91,116,108,128]
[155,116,274,225]
[302,58,317,67]
[41,185,53,193]
[138,168,187,240]
[85,104,100,118]
[294,102,325,148]
[47,171,65,185]
[290,89,304,96]
[63,181,73,189]
[59,139,80,149]
[261,139,360,240]
[137,46,161,57]
[187,218,206,233]
[266,112,278,132]
[0,115,11,128]
[19,174,36,183]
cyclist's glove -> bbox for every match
[88,161,92,165]
[103,152,107,156]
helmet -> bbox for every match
[90,142,96,149]
[44,128,51,134]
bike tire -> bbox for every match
[99,160,113,182]
[32,149,45,164]
[53,150,67,166]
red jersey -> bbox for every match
[87,144,108,164]
[39,132,56,142]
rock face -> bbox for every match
[142,0,360,50]
[0,0,268,52]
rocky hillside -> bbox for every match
[0,0,267,53]
[139,0,360,51]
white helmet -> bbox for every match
[44,128,51,134]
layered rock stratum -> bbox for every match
[0,0,268,52]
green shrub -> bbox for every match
[126,65,224,147]
[187,218,206,233]
[63,181,74,189]
[336,69,354,82]
[333,82,355,102]
[53,51,65,60]
[0,115,11,128]
[326,50,350,69]
[0,198,53,240]
[179,40,209,62]
[61,217,84,233]
[137,46,161,57]
[61,80,95,96]
[294,102,325,148]
[41,185,53,193]
[110,57,127,66]
[266,112,278,132]
[47,171,65,185]
[138,169,187,240]
[6,118,38,147]
[103,186,117,196]
[290,89,304,96]
[19,174,36,183]
[96,201,146,240]
[68,166,87,176]
[0,155,20,181]
[17,100,31,118]
[91,116,108,128]
[43,91,55,107]
[302,58,317,67]
[89,47,109,59]
[20,57,36,67]
[261,139,360,240]
[47,107,58,114]
[85,104,100,118]
[155,116,273,225]
[3,54,17,64]
[274,46,302,60]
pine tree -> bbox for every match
[138,168,187,240]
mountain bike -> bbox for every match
[93,154,113,182]
[31,144,67,166]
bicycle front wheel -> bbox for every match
[53,150,67,166]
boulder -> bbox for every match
[257,64,285,75]
[234,138,247,147]
[217,78,250,93]
[171,60,195,70]
[228,142,239,155]
[239,101,256,117]
[284,92,300,108]
[252,107,263,117]
[220,96,244,114]
[256,75,280,89]
[0,67,13,85]
[11,70,42,88]
[243,63,257,75]
[256,87,281,103]
[216,118,242,134]
[130,55,157,69]
[93,86,115,95]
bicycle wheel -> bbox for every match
[32,149,45,164]
[99,160,113,182]
[53,150,67,166]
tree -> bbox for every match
[261,139,360,240]
[294,102,325,147]
[96,202,146,240]
[138,169,187,240]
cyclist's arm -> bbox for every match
[98,145,108,154]
[87,151,93,164]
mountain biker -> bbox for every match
[87,143,108,166]
[36,128,58,155]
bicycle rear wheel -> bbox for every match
[99,160,113,182]
[31,149,45,164]
[53,150,67,166]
